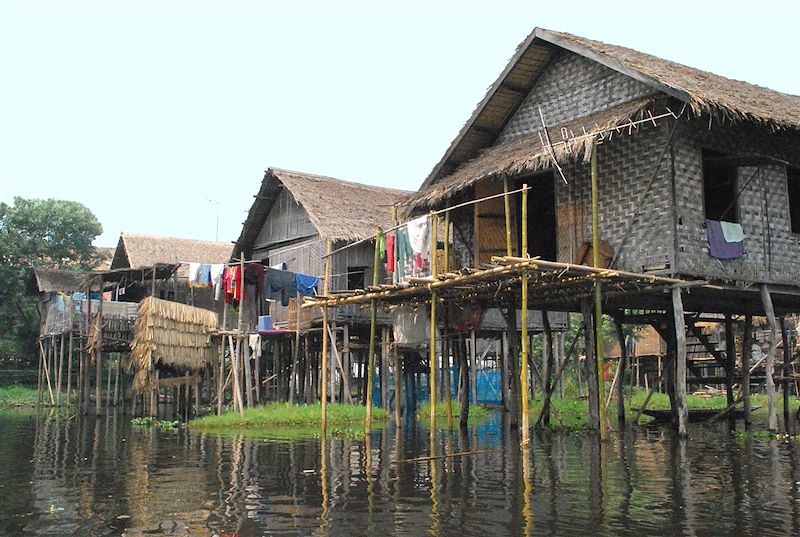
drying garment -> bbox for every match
[407,215,430,255]
[271,261,287,270]
[248,334,262,359]
[211,264,225,299]
[706,220,744,259]
[264,267,297,306]
[188,263,202,286]
[378,230,386,264]
[393,306,437,347]
[395,226,415,283]
[295,272,320,296]
[196,264,212,287]
[245,263,266,298]
[720,221,745,243]
[221,268,234,304]
[384,232,396,273]
[232,266,243,301]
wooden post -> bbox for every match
[469,330,478,405]
[782,317,792,433]
[614,316,627,426]
[56,334,65,406]
[366,227,382,433]
[458,334,469,429]
[236,256,246,409]
[724,314,736,411]
[37,337,43,405]
[742,314,753,431]
[243,332,254,408]
[503,177,513,257]
[393,342,403,428]
[590,143,607,440]
[95,277,104,416]
[229,335,244,416]
[443,327,453,429]
[671,287,688,438]
[761,284,778,431]
[321,240,332,433]
[542,310,554,426]
[501,331,510,411]
[520,183,530,447]
[429,217,437,426]
[381,327,389,410]
[583,298,599,432]
[66,330,73,407]
[290,291,301,403]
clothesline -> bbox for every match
[321,184,531,259]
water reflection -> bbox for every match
[2,409,800,536]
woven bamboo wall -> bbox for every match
[498,51,657,143]
[672,119,800,285]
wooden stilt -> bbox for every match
[37,338,43,405]
[505,301,520,428]
[105,355,112,406]
[321,240,332,433]
[290,291,301,403]
[671,287,688,438]
[429,291,438,425]
[590,143,606,440]
[443,328,453,429]
[742,314,753,431]
[458,334,469,429]
[761,285,778,431]
[56,334,65,406]
[534,321,584,428]
[542,310,554,426]
[782,317,792,434]
[253,336,261,405]
[366,227,382,432]
[381,327,390,410]
[96,277,104,416]
[724,314,736,414]
[230,334,244,415]
[243,333,254,408]
[582,298,599,432]
[394,342,403,428]
[469,330,478,405]
[66,330,73,407]
[614,316,627,427]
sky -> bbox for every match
[2,0,799,248]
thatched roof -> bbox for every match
[234,167,410,258]
[404,98,656,210]
[131,297,219,392]
[29,268,87,294]
[111,232,232,270]
[420,27,800,193]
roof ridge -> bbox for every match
[270,167,412,195]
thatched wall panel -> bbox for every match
[499,51,657,143]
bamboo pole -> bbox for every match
[520,183,530,447]
[229,334,244,416]
[37,337,43,405]
[290,291,301,403]
[724,314,736,411]
[366,227,382,433]
[321,240,332,433]
[761,284,778,431]
[590,143,606,440]
[429,216,438,426]
[503,177,513,257]
[542,310,554,426]
[38,339,55,405]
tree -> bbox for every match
[0,197,103,368]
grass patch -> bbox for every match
[131,417,184,431]
[0,386,39,408]
[416,399,491,426]
[189,402,389,433]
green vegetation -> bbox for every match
[189,402,389,434]
[416,400,491,426]
[732,429,800,443]
[1,197,103,368]
[131,417,184,430]
[0,386,39,408]
[525,390,800,431]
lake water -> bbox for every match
[2,410,800,536]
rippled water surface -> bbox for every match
[2,410,800,536]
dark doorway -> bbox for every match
[518,172,557,261]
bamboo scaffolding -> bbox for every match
[366,227,381,432]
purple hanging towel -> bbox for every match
[706,220,744,259]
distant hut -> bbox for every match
[231,167,409,403]
[111,232,232,309]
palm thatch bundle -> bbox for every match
[131,297,219,392]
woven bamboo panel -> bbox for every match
[287,297,323,330]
